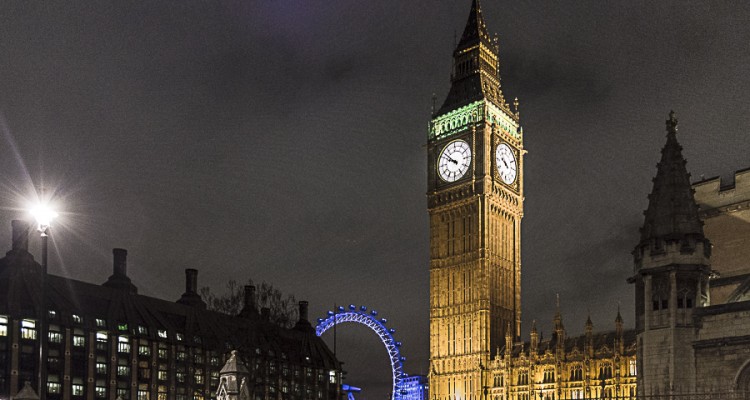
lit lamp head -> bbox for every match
[29,204,58,237]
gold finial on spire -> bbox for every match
[514,97,520,118]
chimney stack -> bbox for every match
[113,248,127,277]
[185,269,198,294]
[102,248,137,294]
[294,300,313,331]
[238,285,259,318]
[177,269,206,309]
[11,220,30,252]
[299,301,309,323]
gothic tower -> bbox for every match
[630,112,712,396]
[428,1,524,400]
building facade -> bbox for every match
[0,220,343,400]
[427,1,524,400]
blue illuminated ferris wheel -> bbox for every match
[316,305,407,400]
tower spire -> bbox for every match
[456,0,492,51]
[436,0,510,116]
[638,111,705,245]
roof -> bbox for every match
[0,245,341,371]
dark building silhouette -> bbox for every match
[0,220,342,400]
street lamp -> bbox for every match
[29,201,57,400]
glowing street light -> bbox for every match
[28,200,57,400]
[29,204,57,237]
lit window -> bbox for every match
[158,369,168,381]
[96,362,107,375]
[117,365,130,376]
[138,326,148,335]
[118,336,131,353]
[72,314,83,324]
[95,387,106,398]
[117,389,129,399]
[628,359,637,376]
[21,319,37,340]
[0,315,8,337]
[73,335,85,347]
[138,390,150,400]
[176,351,186,361]
[329,370,336,384]
[48,310,57,319]
[118,323,128,331]
[47,382,61,394]
[48,330,63,343]
[176,332,184,341]
[96,318,106,328]
[72,384,84,396]
[139,345,151,356]
[157,329,167,339]
[158,348,168,359]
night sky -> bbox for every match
[1,2,749,399]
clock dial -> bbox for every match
[438,140,472,182]
[495,143,517,185]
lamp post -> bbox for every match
[30,203,57,400]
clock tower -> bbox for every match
[428,1,524,400]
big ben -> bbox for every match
[428,1,523,400]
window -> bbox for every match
[158,348,167,359]
[96,362,107,375]
[72,384,84,396]
[194,368,204,384]
[48,310,57,319]
[139,345,151,356]
[72,314,83,324]
[95,386,106,398]
[117,389,129,399]
[157,329,168,339]
[158,386,168,400]
[329,370,337,384]
[176,332,184,341]
[73,335,85,347]
[137,326,148,335]
[628,359,637,376]
[158,369,168,381]
[117,365,130,376]
[193,336,202,344]
[96,318,106,328]
[118,323,128,331]
[0,315,7,336]
[48,329,63,344]
[176,351,186,361]
[118,336,131,353]
[194,354,204,364]
[21,319,37,340]
[176,371,186,383]
[47,382,61,394]
[96,332,108,351]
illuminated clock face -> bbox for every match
[495,143,517,185]
[438,140,472,182]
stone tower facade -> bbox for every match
[428,1,524,400]
[630,112,713,396]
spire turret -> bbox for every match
[638,111,705,245]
